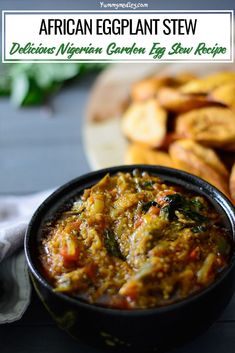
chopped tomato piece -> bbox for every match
[60,237,80,265]
[149,206,160,215]
[84,263,97,280]
[157,190,176,206]
[64,220,81,233]
[134,217,143,229]
[189,247,200,261]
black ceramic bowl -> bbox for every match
[25,165,235,352]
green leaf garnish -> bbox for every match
[142,201,158,213]
[104,230,125,260]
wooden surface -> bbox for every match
[0,76,92,194]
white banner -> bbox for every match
[2,10,234,63]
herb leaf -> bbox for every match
[183,210,207,223]
[160,194,208,223]
[142,201,158,213]
[0,63,107,107]
[160,194,183,220]
[142,181,154,188]
[104,230,124,260]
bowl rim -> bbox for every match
[25,165,235,316]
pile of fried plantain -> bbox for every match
[121,71,235,203]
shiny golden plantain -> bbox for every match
[131,73,198,102]
[175,107,235,149]
[121,70,235,201]
[180,71,235,94]
[131,77,172,101]
[121,99,167,148]
[125,143,173,167]
[209,82,235,110]
[173,72,197,85]
[169,139,230,198]
[158,87,210,113]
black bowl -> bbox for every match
[25,165,235,352]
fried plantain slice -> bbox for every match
[175,107,235,148]
[131,76,177,101]
[180,71,235,94]
[121,99,167,148]
[229,164,235,204]
[209,82,235,110]
[169,139,229,178]
[169,139,230,197]
[158,87,210,113]
[174,72,198,85]
[125,142,173,167]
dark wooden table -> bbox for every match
[1,1,235,352]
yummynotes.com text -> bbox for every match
[98,2,149,10]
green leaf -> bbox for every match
[142,201,158,213]
[191,198,203,212]
[0,75,11,96]
[160,194,182,220]
[104,230,125,260]
[142,181,155,189]
[160,193,208,223]
[1,62,108,107]
[11,73,29,106]
[34,64,80,88]
[21,79,45,106]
